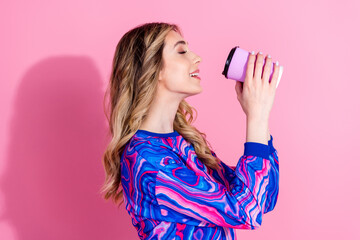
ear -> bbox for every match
[158,68,164,82]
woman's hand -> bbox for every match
[235,51,281,120]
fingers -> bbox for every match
[245,51,256,85]
[246,50,281,90]
[270,61,281,90]
[235,80,242,97]
[262,54,273,84]
[235,81,240,95]
[253,52,265,82]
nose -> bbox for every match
[194,54,201,64]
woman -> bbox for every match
[101,22,280,240]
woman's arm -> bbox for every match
[135,142,274,229]
[263,134,279,213]
[209,134,279,215]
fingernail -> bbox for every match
[267,54,271,58]
[250,51,255,55]
[276,61,279,66]
[259,51,263,55]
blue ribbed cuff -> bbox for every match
[268,134,275,154]
[244,142,270,159]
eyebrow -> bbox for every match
[173,40,189,48]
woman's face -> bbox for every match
[158,30,202,99]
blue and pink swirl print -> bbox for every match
[120,129,279,240]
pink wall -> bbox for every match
[1,0,359,239]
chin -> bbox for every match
[187,85,203,97]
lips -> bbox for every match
[189,69,201,80]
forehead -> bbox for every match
[165,30,187,48]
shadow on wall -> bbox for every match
[1,56,138,240]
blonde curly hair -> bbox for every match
[100,22,221,207]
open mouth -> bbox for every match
[189,72,201,80]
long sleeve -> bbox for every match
[138,141,275,230]
[210,134,279,215]
[263,134,279,213]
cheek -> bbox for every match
[165,62,189,84]
[168,60,188,74]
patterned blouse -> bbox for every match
[120,129,279,239]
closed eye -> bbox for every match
[179,51,187,54]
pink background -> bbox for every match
[1,0,359,239]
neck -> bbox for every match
[139,91,182,133]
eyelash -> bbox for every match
[179,51,187,54]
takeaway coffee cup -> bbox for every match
[222,46,283,88]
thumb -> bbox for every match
[235,80,243,96]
